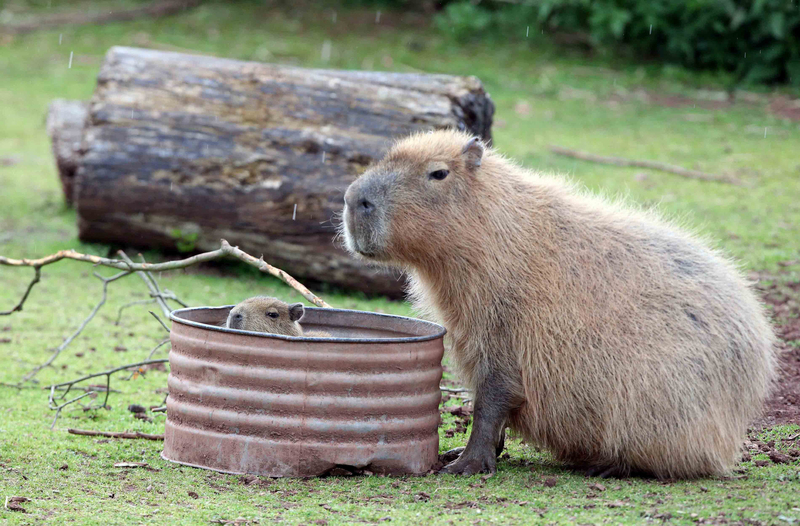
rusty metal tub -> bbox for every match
[162,306,446,477]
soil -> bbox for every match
[754,276,800,428]
[768,96,800,121]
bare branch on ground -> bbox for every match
[0,266,40,316]
[0,0,202,35]
[0,239,330,308]
[47,359,169,429]
[19,270,131,385]
[549,145,742,185]
[67,428,164,441]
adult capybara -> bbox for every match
[226,296,329,337]
[341,129,776,479]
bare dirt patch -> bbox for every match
[768,96,800,121]
[755,276,800,427]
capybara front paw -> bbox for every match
[438,452,496,476]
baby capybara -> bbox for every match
[341,129,776,479]
[226,296,329,337]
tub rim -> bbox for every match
[169,305,447,344]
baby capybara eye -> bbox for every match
[267,311,278,319]
[428,169,449,181]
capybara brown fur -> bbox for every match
[226,296,330,337]
[341,129,776,479]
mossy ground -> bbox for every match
[1,1,799,524]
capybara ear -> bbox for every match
[461,137,484,170]
[288,303,305,322]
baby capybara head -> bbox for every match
[226,296,305,336]
[342,129,486,265]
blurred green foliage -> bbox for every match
[435,0,800,87]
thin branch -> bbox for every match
[440,387,471,393]
[220,240,331,308]
[19,270,131,384]
[1,0,201,35]
[151,406,167,413]
[115,298,156,325]
[118,251,170,318]
[0,266,40,315]
[160,290,189,308]
[0,239,330,308]
[549,145,742,185]
[67,428,164,441]
[47,359,168,428]
[49,391,93,430]
[149,311,170,334]
[144,339,170,360]
[46,384,121,394]
[137,254,171,316]
[125,339,170,380]
[50,359,168,396]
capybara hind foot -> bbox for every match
[439,450,496,476]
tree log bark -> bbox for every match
[46,100,88,206]
[73,46,494,297]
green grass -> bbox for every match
[1,1,799,524]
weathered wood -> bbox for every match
[46,100,88,206]
[74,46,494,296]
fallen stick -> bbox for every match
[0,0,201,35]
[68,428,164,441]
[549,146,741,185]
[0,239,330,309]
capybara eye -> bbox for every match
[428,169,449,181]
[267,311,279,319]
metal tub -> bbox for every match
[163,306,446,477]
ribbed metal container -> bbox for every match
[163,306,445,477]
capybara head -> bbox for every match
[226,296,305,336]
[342,130,486,265]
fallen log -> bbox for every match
[46,100,88,206]
[72,46,494,296]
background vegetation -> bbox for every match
[437,0,800,87]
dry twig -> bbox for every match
[549,145,741,185]
[125,339,170,380]
[68,428,164,441]
[19,269,131,384]
[0,267,40,315]
[149,311,171,334]
[440,387,471,393]
[48,359,168,429]
[0,0,201,35]
[115,298,157,325]
[119,251,171,317]
[0,239,330,309]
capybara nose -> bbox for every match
[229,312,243,328]
[344,184,376,218]
[358,198,374,216]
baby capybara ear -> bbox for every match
[288,303,304,322]
[461,136,484,170]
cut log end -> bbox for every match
[46,100,88,206]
